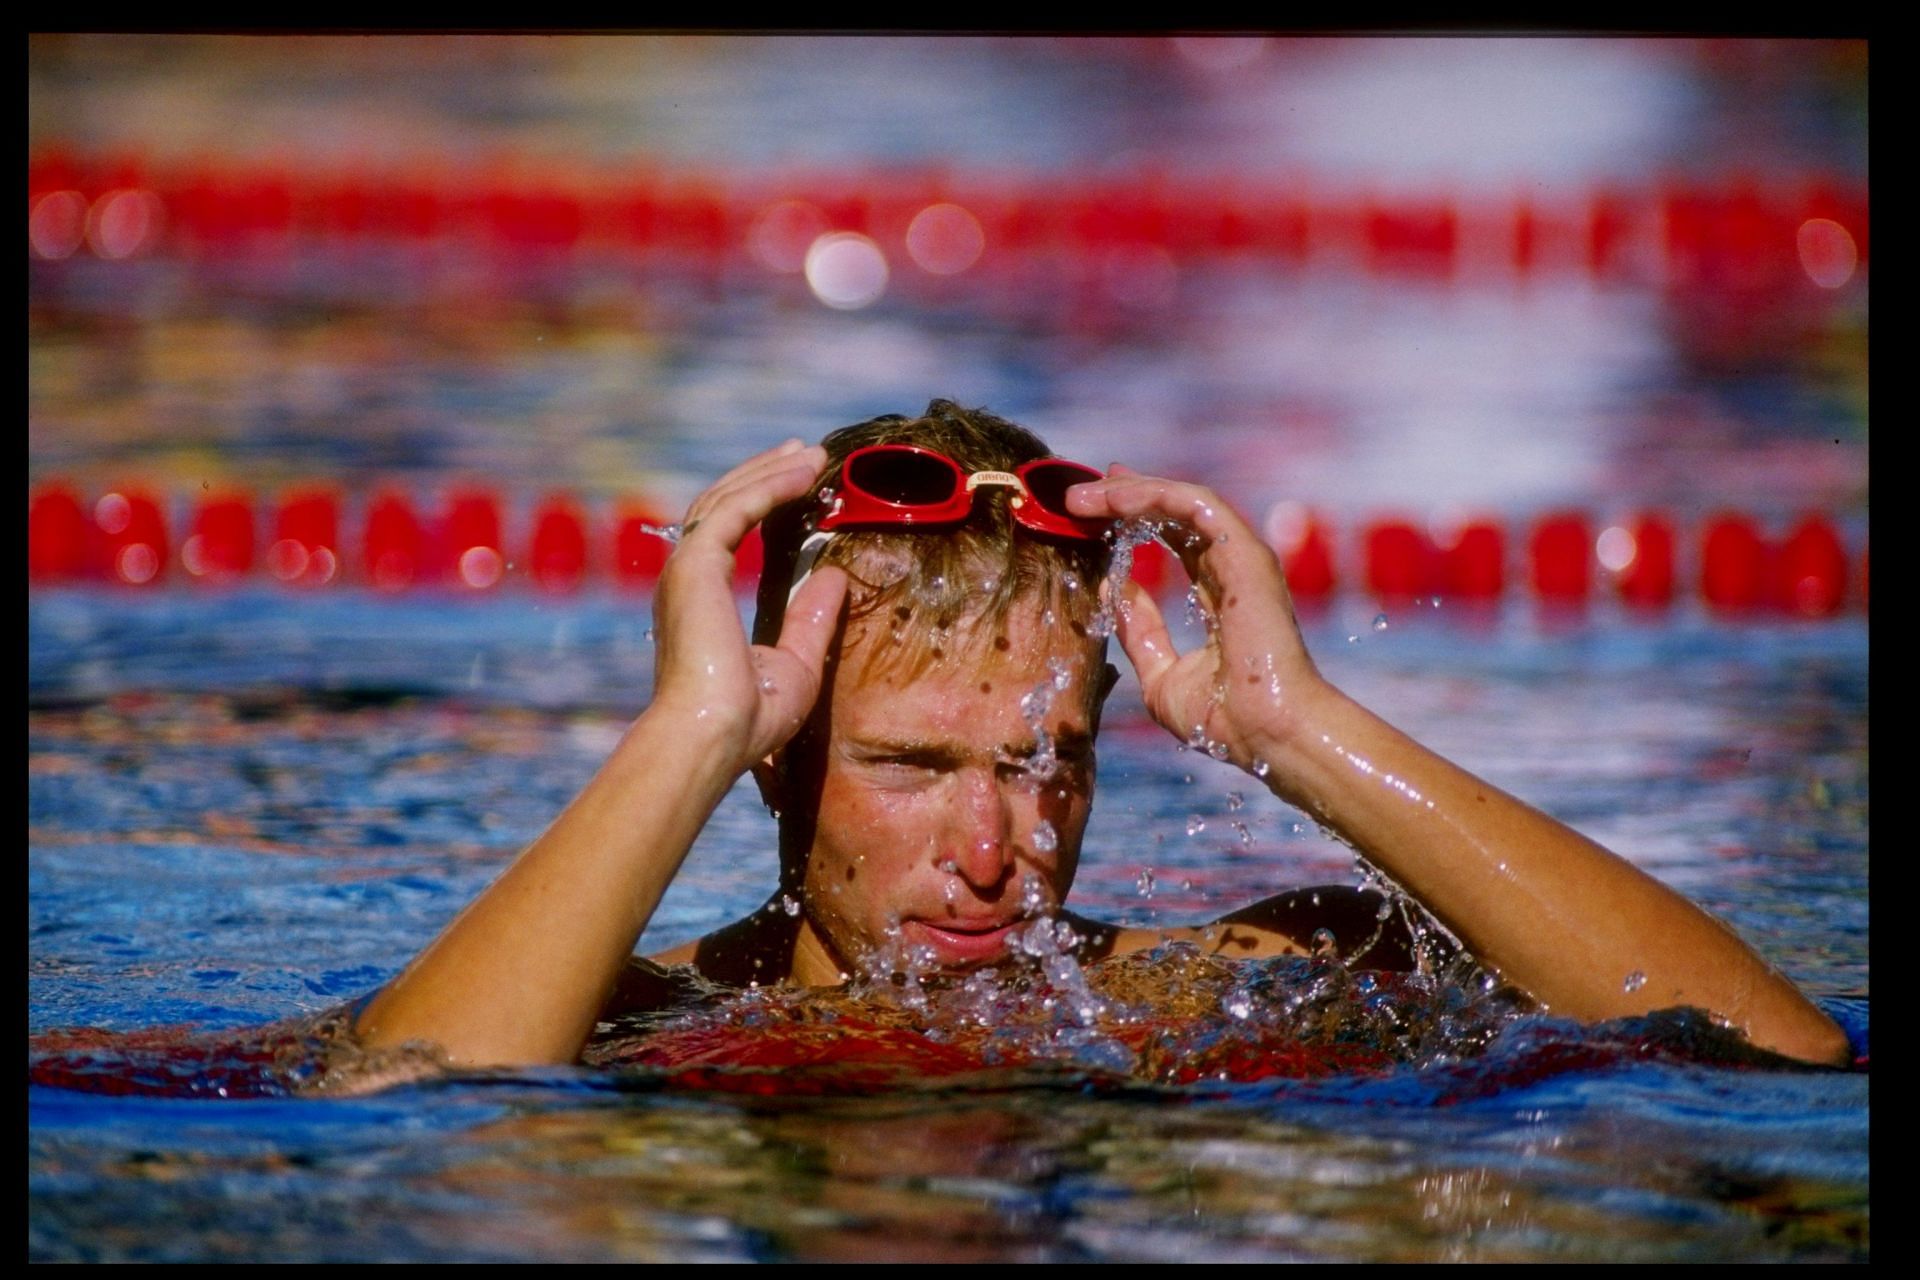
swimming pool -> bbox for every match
[29,33,1867,1262]
[29,585,1867,1261]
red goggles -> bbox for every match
[817,444,1109,541]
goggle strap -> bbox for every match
[964,470,1026,494]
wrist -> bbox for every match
[621,693,757,785]
[1242,674,1353,796]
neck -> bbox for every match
[788,917,852,987]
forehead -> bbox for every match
[833,604,1100,735]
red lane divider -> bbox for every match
[1612,514,1676,609]
[1530,512,1593,606]
[1701,513,1769,612]
[27,147,1868,293]
[184,493,255,581]
[268,488,341,586]
[1362,520,1441,602]
[529,493,589,593]
[26,482,1867,616]
[1444,520,1505,602]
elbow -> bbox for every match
[1758,1011,1854,1069]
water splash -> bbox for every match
[641,521,684,544]
[1018,656,1077,781]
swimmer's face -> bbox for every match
[779,600,1105,981]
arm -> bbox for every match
[1067,469,1849,1066]
[353,441,848,1067]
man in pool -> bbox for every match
[354,400,1849,1068]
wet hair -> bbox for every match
[752,399,1113,676]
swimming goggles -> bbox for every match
[819,444,1109,540]
[787,444,1109,603]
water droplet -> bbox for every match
[759,676,778,694]
[1180,878,1194,891]
[1622,970,1647,993]
[1347,634,1360,645]
[1032,821,1057,853]
[1252,759,1271,779]
[1233,821,1252,847]
[1135,869,1157,896]
[1372,613,1389,632]
[1182,772,1195,785]
[1225,993,1253,1021]
[641,521,684,544]
[1186,815,1206,836]
[1311,928,1338,957]
[1226,791,1245,811]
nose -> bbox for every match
[943,767,1014,891]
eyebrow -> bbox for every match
[849,728,1095,762]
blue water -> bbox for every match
[29,589,1867,1261]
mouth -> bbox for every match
[901,917,1022,964]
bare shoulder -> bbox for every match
[1066,885,1415,970]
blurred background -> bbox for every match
[28,34,1867,600]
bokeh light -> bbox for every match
[266,537,311,581]
[1172,37,1269,73]
[804,231,889,309]
[94,493,132,535]
[458,544,504,589]
[116,542,158,584]
[1596,525,1637,573]
[85,189,164,259]
[748,199,830,274]
[1796,217,1857,289]
[905,202,985,275]
[29,191,89,260]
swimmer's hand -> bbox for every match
[651,439,849,768]
[356,441,848,1069]
[1065,466,1327,784]
[1070,466,1850,1067]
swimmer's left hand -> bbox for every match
[1066,467,1331,783]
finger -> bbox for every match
[688,442,824,520]
[753,565,849,745]
[774,564,849,678]
[1113,578,1179,700]
[679,448,826,555]
[1068,474,1250,546]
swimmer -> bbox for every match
[353,400,1849,1068]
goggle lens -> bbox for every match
[844,449,960,506]
[1021,460,1103,518]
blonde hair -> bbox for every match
[753,399,1112,677]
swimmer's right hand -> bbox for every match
[648,440,849,770]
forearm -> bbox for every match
[1262,680,1848,1065]
[354,702,742,1067]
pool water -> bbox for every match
[29,589,1867,1261]
[29,33,1867,1263]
